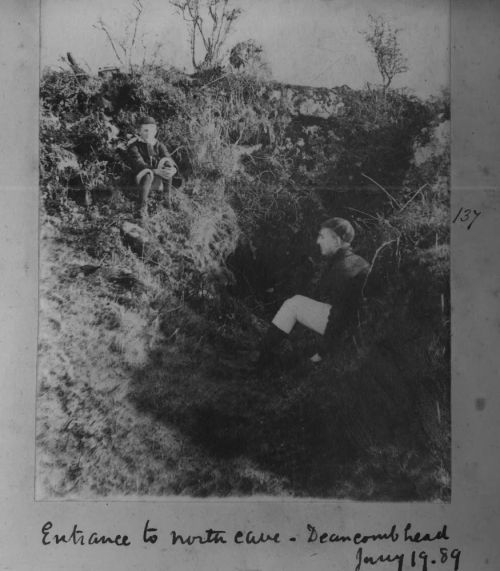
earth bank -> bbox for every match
[37,65,450,499]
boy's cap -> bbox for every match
[320,217,355,244]
[139,116,157,126]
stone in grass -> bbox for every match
[121,221,151,254]
[120,221,163,263]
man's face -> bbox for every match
[139,124,157,142]
[316,228,342,256]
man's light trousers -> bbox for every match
[272,295,332,335]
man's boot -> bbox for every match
[254,323,289,373]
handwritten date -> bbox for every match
[355,546,461,571]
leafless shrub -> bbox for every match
[170,0,242,70]
[362,14,408,92]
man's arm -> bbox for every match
[319,271,367,357]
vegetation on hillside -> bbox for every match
[38,54,450,499]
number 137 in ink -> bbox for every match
[452,207,481,230]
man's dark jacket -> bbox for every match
[314,246,370,353]
[126,138,173,177]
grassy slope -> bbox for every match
[36,216,289,498]
[36,207,450,499]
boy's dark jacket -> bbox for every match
[126,138,174,176]
[314,246,370,354]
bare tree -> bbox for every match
[94,0,147,73]
[363,14,408,92]
[170,0,242,71]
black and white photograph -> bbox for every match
[37,0,451,500]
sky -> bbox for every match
[41,0,449,98]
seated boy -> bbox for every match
[126,116,177,219]
[256,217,370,369]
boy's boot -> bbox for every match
[138,203,148,220]
[162,177,173,209]
[138,172,153,220]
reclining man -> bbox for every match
[127,116,177,220]
[256,217,370,370]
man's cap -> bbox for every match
[139,116,157,126]
[320,217,355,244]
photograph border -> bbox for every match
[0,0,499,569]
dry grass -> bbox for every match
[36,221,288,498]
